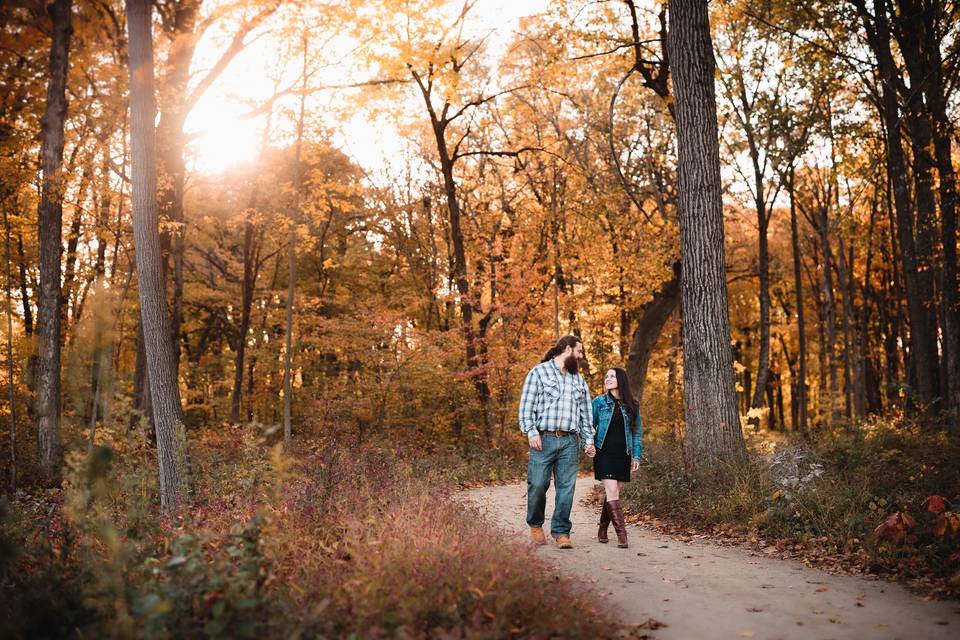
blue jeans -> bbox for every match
[526,433,579,537]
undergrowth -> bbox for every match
[621,415,960,597]
[1,422,613,639]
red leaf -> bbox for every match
[925,495,949,515]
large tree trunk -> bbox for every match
[625,261,680,406]
[126,0,188,512]
[35,0,73,480]
[667,0,744,468]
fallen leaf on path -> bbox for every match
[815,587,829,592]
[636,618,667,630]
[746,607,763,612]
[829,616,845,624]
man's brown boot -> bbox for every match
[608,500,629,548]
[554,534,573,549]
[597,499,610,543]
[530,527,547,545]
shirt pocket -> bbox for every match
[541,375,562,400]
[572,384,586,403]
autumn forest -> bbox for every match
[2,0,959,637]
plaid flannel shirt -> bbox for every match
[518,360,594,447]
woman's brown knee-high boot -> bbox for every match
[607,499,628,548]
[597,499,610,543]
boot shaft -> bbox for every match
[607,499,628,548]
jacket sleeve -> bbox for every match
[632,413,643,458]
[518,368,541,440]
[579,379,595,448]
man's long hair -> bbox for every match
[541,335,582,363]
[612,367,640,433]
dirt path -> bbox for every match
[465,477,960,639]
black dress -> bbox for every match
[594,397,631,481]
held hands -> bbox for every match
[585,444,596,458]
[631,458,640,472]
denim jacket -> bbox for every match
[591,393,642,458]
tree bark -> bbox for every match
[231,214,260,423]
[894,0,942,411]
[126,0,188,512]
[668,0,744,467]
[131,320,154,433]
[4,207,17,490]
[734,83,772,428]
[155,0,200,374]
[786,168,808,435]
[15,232,32,337]
[811,196,840,419]
[750,192,771,426]
[35,0,73,479]
[835,231,857,418]
[283,35,309,449]
[231,113,272,423]
[853,0,940,410]
[410,66,495,439]
[920,6,960,426]
[625,261,680,406]
[61,161,90,337]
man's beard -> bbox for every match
[563,354,579,375]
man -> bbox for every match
[518,335,596,548]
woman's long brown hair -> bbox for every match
[612,367,640,432]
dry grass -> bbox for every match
[1,422,619,639]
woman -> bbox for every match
[592,367,642,548]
